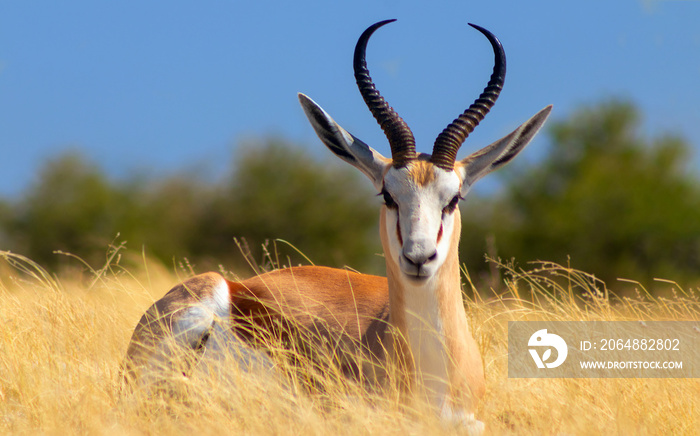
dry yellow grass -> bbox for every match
[0,251,698,435]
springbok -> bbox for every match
[123,19,551,430]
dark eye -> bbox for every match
[381,189,397,209]
[443,195,461,215]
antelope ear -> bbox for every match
[457,105,552,195]
[299,93,390,191]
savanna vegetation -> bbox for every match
[0,250,697,435]
[461,99,700,292]
[1,99,699,433]
[1,99,698,295]
[0,140,379,276]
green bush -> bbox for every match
[461,100,700,289]
[3,100,698,294]
[0,141,380,275]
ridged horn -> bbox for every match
[354,19,416,167]
[431,23,506,170]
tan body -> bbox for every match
[124,20,551,433]
[124,261,484,404]
[124,267,392,384]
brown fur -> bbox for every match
[406,160,437,186]
[436,212,486,409]
[379,207,414,390]
[124,267,391,384]
[126,203,484,415]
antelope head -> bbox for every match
[300,20,552,284]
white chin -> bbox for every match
[405,273,430,283]
[399,267,436,283]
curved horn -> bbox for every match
[431,23,506,170]
[354,19,416,167]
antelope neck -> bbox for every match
[380,207,466,405]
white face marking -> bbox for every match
[381,161,462,282]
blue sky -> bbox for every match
[1,1,699,197]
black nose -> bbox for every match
[402,250,438,268]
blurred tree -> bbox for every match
[0,200,11,249]
[0,140,381,275]
[6,101,696,291]
[119,175,214,265]
[461,99,700,287]
[198,140,381,273]
[3,153,133,268]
